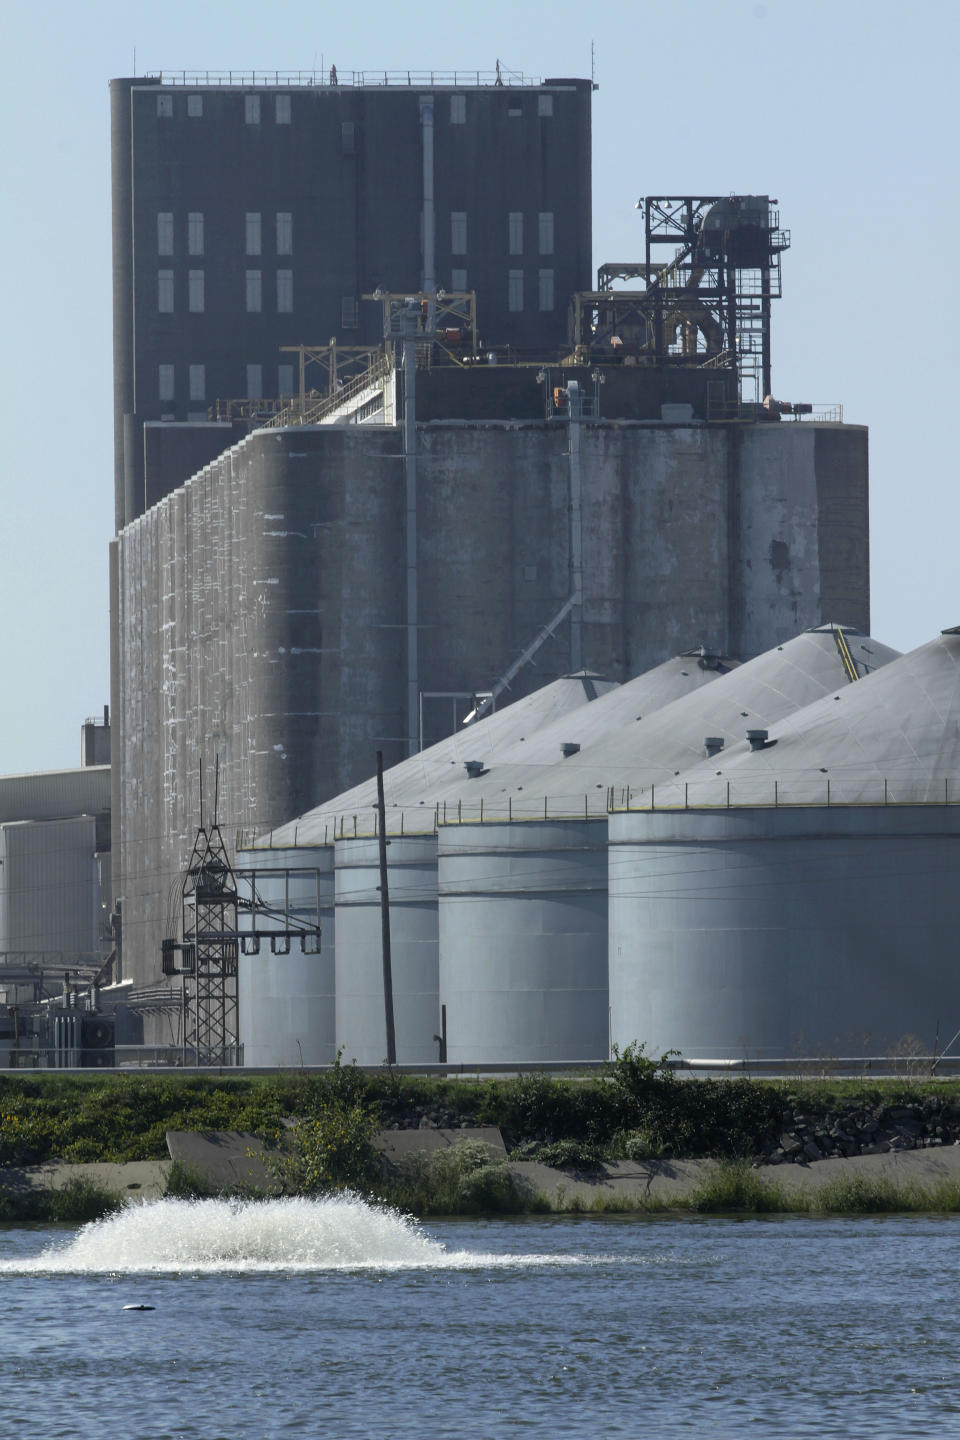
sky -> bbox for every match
[2,0,958,775]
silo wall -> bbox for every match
[334,834,440,1064]
[438,819,609,1063]
[235,845,335,1067]
[608,806,960,1060]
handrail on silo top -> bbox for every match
[834,625,860,683]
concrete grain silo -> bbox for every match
[607,628,960,1061]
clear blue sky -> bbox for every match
[2,0,957,774]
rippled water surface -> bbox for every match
[1,1196,959,1437]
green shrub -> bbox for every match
[163,1160,223,1200]
[617,1128,666,1162]
[514,1138,609,1171]
[0,1176,122,1224]
[46,1176,124,1223]
[385,1139,542,1215]
[811,1175,912,1214]
[685,1161,791,1213]
[270,1096,380,1194]
[604,1042,678,1101]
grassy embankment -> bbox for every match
[3,1048,960,1219]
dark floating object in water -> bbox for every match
[122,1304,155,1312]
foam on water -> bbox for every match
[0,1195,615,1274]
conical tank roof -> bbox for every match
[649,626,960,807]
[418,624,899,818]
[322,649,741,832]
[253,670,618,846]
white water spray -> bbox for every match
[0,1195,604,1275]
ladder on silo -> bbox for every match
[834,625,860,683]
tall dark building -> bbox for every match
[109,69,594,528]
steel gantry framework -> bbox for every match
[163,811,241,1066]
[162,765,323,1065]
[570,195,790,401]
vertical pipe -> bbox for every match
[403,328,419,756]
[376,751,397,1066]
[420,96,436,302]
[567,381,583,672]
[761,266,772,401]
[109,540,123,981]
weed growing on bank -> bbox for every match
[683,1163,793,1214]
[0,1176,122,1224]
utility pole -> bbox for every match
[376,750,397,1065]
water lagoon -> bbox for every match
[0,1197,958,1438]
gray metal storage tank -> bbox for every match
[608,628,960,1061]
[235,844,335,1066]
[252,671,618,1065]
[437,625,898,1064]
[310,653,733,1066]
[276,653,729,1066]
[335,833,440,1065]
[439,817,610,1063]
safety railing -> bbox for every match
[148,69,543,89]
[236,779,960,850]
[207,396,287,422]
[609,777,960,812]
[706,391,843,424]
[262,355,393,429]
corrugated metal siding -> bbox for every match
[0,768,110,824]
[0,817,101,955]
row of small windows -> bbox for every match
[157,212,292,257]
[450,212,553,256]
[157,269,294,313]
[443,267,554,312]
[158,363,298,403]
[157,268,550,316]
[449,93,552,122]
[508,212,553,256]
[158,90,553,125]
[509,269,554,312]
[156,92,292,123]
[246,270,294,312]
